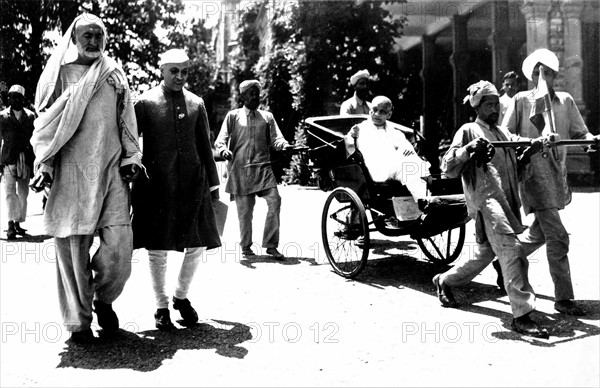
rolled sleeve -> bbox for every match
[442,129,470,178]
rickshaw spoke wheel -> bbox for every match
[322,187,369,278]
[416,225,465,265]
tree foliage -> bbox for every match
[297,0,406,118]
[231,0,406,184]
[228,1,262,108]
[0,0,215,105]
[0,0,73,101]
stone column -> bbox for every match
[421,34,440,174]
[521,1,551,85]
[521,1,551,52]
[561,0,585,111]
[450,14,469,130]
[490,0,511,86]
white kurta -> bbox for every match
[348,120,428,199]
[43,64,131,237]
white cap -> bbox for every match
[350,69,370,86]
[8,85,25,96]
[522,48,559,81]
[239,80,261,94]
[159,49,189,66]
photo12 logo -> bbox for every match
[401,321,503,344]
[245,321,340,344]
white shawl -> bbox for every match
[32,13,139,168]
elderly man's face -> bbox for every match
[74,21,104,60]
[369,99,392,127]
[242,86,260,110]
[161,62,189,92]
[476,95,500,125]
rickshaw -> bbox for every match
[303,115,470,279]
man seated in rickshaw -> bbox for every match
[343,95,429,221]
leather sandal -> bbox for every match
[433,274,458,308]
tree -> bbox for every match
[0,0,74,102]
[231,0,407,185]
[297,0,406,119]
[228,0,262,108]
[0,0,215,105]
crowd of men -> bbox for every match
[0,12,598,344]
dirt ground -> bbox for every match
[1,180,599,387]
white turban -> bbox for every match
[522,48,559,81]
[463,80,499,108]
[8,85,25,97]
[239,80,261,94]
[35,13,107,112]
[350,69,370,86]
[159,49,189,66]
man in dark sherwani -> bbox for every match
[132,49,221,331]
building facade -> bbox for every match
[389,0,599,181]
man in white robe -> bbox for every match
[30,13,142,343]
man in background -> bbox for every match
[340,69,371,115]
[497,71,520,125]
[215,80,292,259]
[0,85,35,239]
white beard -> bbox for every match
[76,41,103,59]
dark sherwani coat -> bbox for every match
[132,84,221,251]
[0,107,35,169]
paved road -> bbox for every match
[1,180,599,387]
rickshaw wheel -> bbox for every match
[322,187,369,278]
[416,225,465,265]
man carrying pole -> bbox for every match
[502,48,600,316]
[433,80,548,338]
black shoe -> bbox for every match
[266,247,284,259]
[6,221,17,240]
[491,260,506,293]
[69,328,95,344]
[173,297,198,326]
[241,246,255,256]
[554,300,586,316]
[14,223,27,236]
[511,313,549,339]
[432,274,458,308]
[93,301,119,333]
[155,308,176,331]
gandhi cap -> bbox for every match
[350,69,370,86]
[8,85,25,97]
[239,80,261,94]
[159,49,189,66]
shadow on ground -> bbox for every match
[345,238,600,347]
[353,238,449,291]
[57,320,252,371]
[0,233,52,243]
[466,301,600,347]
[240,254,318,269]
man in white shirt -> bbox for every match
[496,71,520,125]
[340,69,372,115]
